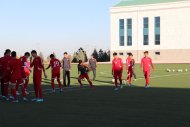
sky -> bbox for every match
[0,0,120,58]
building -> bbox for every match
[110,0,190,63]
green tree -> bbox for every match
[92,49,99,60]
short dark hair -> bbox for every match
[113,52,117,56]
[11,51,16,57]
[64,52,68,55]
[24,52,30,56]
[31,50,37,54]
[127,52,132,56]
[50,54,55,58]
[144,51,149,54]
[5,49,11,54]
[79,60,82,64]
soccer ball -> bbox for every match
[166,68,171,72]
[122,80,126,85]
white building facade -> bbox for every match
[110,0,190,63]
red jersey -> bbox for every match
[1,55,12,75]
[8,58,22,79]
[20,56,27,67]
[140,57,154,71]
[112,58,123,72]
[126,57,132,70]
[30,56,44,73]
[50,58,61,73]
[0,57,3,76]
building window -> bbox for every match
[143,17,149,45]
[155,52,160,55]
[119,52,124,56]
[119,19,124,46]
[127,19,132,46]
[155,17,160,45]
[143,35,149,45]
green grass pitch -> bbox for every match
[1,64,190,127]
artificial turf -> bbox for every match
[0,64,190,127]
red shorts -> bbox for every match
[52,72,60,79]
[114,71,122,79]
[10,77,23,85]
[144,71,150,78]
[79,74,90,79]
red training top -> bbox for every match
[112,58,123,72]
[50,58,61,73]
[8,58,22,79]
[140,57,154,71]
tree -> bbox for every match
[92,49,98,60]
[72,48,88,63]
[98,49,104,62]
[72,52,78,63]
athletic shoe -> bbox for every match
[6,97,10,101]
[52,89,56,93]
[16,91,21,96]
[60,88,63,92]
[114,88,119,91]
[23,97,28,102]
[25,90,30,95]
[31,98,37,102]
[1,96,7,100]
[12,100,19,103]
[9,96,15,100]
[36,98,44,103]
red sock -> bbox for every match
[4,84,9,97]
[114,77,118,88]
[21,86,26,97]
[16,83,19,91]
[24,79,29,90]
[38,84,43,99]
[57,79,62,89]
[51,79,55,90]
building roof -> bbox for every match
[114,0,187,7]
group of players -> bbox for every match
[0,48,154,103]
[112,51,154,90]
[0,49,95,103]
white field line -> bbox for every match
[99,72,190,85]
[29,86,90,95]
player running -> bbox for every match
[140,51,154,88]
[8,51,27,102]
[30,50,47,102]
[46,54,63,93]
[126,53,133,86]
[19,52,31,95]
[78,60,93,88]
[1,49,12,100]
[112,52,123,90]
